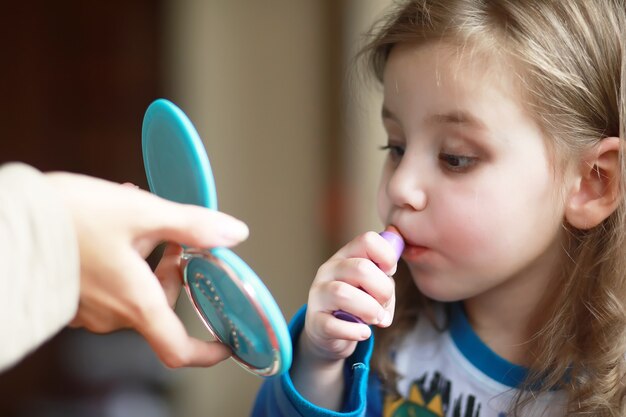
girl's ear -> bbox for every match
[565,137,621,230]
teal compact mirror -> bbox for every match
[142,99,292,376]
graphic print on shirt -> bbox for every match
[383,371,482,417]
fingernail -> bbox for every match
[382,311,392,326]
[220,219,249,241]
[361,327,372,339]
[377,309,386,324]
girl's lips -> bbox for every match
[402,244,430,260]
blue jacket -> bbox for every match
[250,306,383,417]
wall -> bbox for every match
[164,2,330,415]
[164,0,388,417]
[164,1,391,415]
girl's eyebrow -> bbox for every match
[381,106,399,122]
[382,105,487,131]
[425,111,487,131]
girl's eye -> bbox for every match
[379,144,405,162]
[438,153,478,172]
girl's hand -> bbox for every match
[302,231,399,362]
[291,231,399,410]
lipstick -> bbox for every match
[379,225,405,261]
[332,226,405,324]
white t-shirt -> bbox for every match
[388,303,567,417]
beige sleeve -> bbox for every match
[0,163,80,372]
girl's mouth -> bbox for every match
[402,244,430,260]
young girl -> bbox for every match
[251,1,626,416]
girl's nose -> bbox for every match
[386,160,427,212]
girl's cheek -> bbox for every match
[436,194,502,257]
[440,216,488,255]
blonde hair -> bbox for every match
[362,1,626,415]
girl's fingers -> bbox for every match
[302,231,404,360]
[330,231,398,276]
[313,256,396,327]
[318,258,395,307]
[308,312,371,343]
[313,280,390,326]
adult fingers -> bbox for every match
[128,259,232,367]
[69,305,128,333]
[154,243,185,307]
[133,291,232,367]
[143,195,249,249]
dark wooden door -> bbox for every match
[0,1,165,415]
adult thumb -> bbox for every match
[143,195,249,249]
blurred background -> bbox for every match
[0,1,391,416]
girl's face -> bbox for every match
[377,42,572,304]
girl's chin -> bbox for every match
[412,275,468,303]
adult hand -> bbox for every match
[46,171,249,368]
